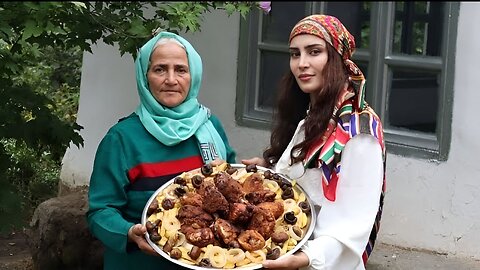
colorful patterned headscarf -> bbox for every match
[289,14,366,110]
[289,14,383,201]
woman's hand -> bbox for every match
[128,224,158,256]
[262,252,309,270]
[241,157,268,167]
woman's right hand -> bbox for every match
[241,157,268,167]
[128,224,158,256]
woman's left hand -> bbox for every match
[262,252,309,269]
[128,224,158,256]
[241,157,268,167]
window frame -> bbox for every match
[235,2,459,161]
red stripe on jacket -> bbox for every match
[127,155,203,183]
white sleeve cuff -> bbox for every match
[301,235,361,270]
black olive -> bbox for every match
[149,231,161,242]
[271,231,289,243]
[266,247,281,260]
[281,187,294,200]
[245,164,258,172]
[280,181,292,191]
[274,176,291,189]
[163,240,173,253]
[226,167,238,175]
[145,221,156,233]
[191,175,204,189]
[173,176,186,186]
[174,186,186,197]
[263,170,273,179]
[147,199,159,215]
[299,201,311,214]
[201,163,213,176]
[170,248,182,259]
[273,178,283,187]
[188,246,202,260]
[199,258,212,267]
[162,198,175,210]
[284,211,297,225]
[292,225,303,238]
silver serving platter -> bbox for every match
[141,164,317,270]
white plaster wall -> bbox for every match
[377,2,480,259]
[61,3,480,259]
[60,43,138,186]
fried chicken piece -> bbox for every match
[180,192,203,208]
[257,200,285,219]
[179,219,210,232]
[213,218,240,246]
[183,227,216,248]
[248,207,276,239]
[242,172,265,193]
[242,172,276,204]
[214,171,245,203]
[197,181,229,214]
[245,190,276,205]
[177,205,213,225]
[227,202,254,225]
[237,229,265,252]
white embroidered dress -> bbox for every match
[274,119,383,270]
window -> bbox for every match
[235,2,459,160]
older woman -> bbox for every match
[87,31,236,269]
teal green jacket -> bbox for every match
[87,113,236,269]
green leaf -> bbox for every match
[22,20,36,40]
[4,62,20,74]
[71,1,87,10]
[45,21,55,34]
[22,19,44,40]
[0,25,13,39]
[223,3,237,16]
[127,17,148,36]
[237,5,253,18]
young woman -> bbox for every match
[243,15,386,270]
[87,32,236,269]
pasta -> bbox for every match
[144,163,313,269]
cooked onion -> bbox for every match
[288,225,303,241]
[226,248,245,263]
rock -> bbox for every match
[27,190,103,270]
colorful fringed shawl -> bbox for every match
[303,95,386,265]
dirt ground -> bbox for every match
[368,242,480,270]
[0,229,33,270]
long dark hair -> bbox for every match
[263,44,349,166]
